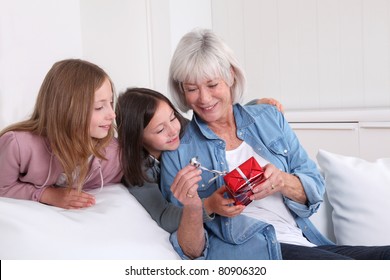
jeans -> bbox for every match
[281,243,390,260]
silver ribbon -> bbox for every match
[190,157,227,183]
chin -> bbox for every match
[92,133,108,139]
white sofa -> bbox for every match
[312,149,390,245]
[288,108,390,246]
[1,109,389,259]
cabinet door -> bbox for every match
[290,122,360,164]
[359,122,390,161]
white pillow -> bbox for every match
[0,184,179,259]
[316,149,390,246]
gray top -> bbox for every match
[126,157,213,233]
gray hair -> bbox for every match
[168,28,246,112]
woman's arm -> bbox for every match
[126,180,182,233]
[169,165,205,258]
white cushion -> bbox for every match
[316,149,390,245]
[0,184,179,259]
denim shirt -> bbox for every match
[160,104,334,259]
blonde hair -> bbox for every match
[168,28,246,112]
[0,59,116,191]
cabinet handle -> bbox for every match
[289,123,357,130]
[360,122,390,129]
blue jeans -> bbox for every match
[281,243,390,260]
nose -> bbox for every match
[198,86,212,103]
[107,106,116,120]
[166,123,178,137]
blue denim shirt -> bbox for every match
[161,104,334,259]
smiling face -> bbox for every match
[182,77,233,124]
[89,78,116,139]
[143,100,181,159]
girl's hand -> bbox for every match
[39,187,96,209]
[203,186,245,217]
[257,98,284,113]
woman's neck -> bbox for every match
[208,110,243,151]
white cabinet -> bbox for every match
[359,122,390,161]
[286,109,390,162]
[285,109,390,241]
[289,122,360,163]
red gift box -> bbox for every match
[223,156,266,206]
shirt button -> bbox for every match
[284,149,288,154]
[201,184,205,188]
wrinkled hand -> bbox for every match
[257,98,284,113]
[203,186,245,217]
[171,164,202,206]
[250,163,284,200]
[40,186,96,209]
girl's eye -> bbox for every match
[156,128,164,134]
[170,116,177,122]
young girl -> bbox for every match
[0,59,123,209]
[115,87,283,233]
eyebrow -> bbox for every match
[149,109,176,131]
[184,79,217,85]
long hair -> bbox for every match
[0,59,116,191]
[168,28,246,112]
[116,87,187,186]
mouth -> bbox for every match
[100,124,111,130]
[199,102,218,112]
[167,136,179,144]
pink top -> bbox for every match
[0,131,123,201]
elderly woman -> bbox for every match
[160,28,390,260]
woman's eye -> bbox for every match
[95,106,103,111]
[208,83,218,88]
[185,87,198,92]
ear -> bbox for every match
[228,67,236,86]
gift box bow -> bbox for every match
[223,156,266,205]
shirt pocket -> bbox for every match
[267,137,290,171]
[196,170,221,198]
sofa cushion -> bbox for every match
[0,184,179,259]
[317,149,390,245]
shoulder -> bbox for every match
[0,130,46,147]
[106,137,119,148]
[102,137,120,158]
[240,103,280,118]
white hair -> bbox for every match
[168,28,246,112]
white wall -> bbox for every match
[0,0,82,129]
[1,0,389,130]
[211,0,390,108]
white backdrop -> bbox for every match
[1,0,389,130]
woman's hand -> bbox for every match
[170,164,203,206]
[203,186,245,217]
[39,186,96,209]
[250,163,307,204]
